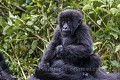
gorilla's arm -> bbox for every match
[65,44,92,58]
[40,26,61,65]
[34,27,62,78]
[59,27,93,60]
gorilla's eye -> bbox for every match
[67,20,70,23]
[78,19,82,24]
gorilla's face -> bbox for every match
[61,18,71,33]
[58,9,82,36]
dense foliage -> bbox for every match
[0,0,120,79]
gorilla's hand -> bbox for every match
[35,63,50,77]
[38,63,50,72]
[36,63,50,74]
[55,45,64,57]
[56,45,64,52]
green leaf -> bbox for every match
[3,43,10,51]
[0,16,7,27]
[26,28,34,33]
[31,40,38,50]
[117,4,120,9]
[110,8,118,15]
[111,60,119,67]
[115,44,120,52]
[94,42,102,45]
[100,5,108,8]
[26,21,33,25]
[37,2,42,8]
[82,5,91,11]
[109,26,120,34]
[9,11,17,19]
[26,6,34,11]
[93,42,102,50]
[28,49,34,55]
[34,26,39,30]
[97,20,102,25]
[3,26,10,35]
[8,18,13,26]
[110,32,118,39]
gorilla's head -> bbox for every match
[58,9,83,36]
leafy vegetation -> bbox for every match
[0,0,120,79]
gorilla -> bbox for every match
[29,9,102,80]
[0,9,119,80]
[29,9,120,80]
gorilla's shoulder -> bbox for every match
[54,25,61,33]
[79,24,90,31]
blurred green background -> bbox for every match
[0,0,120,79]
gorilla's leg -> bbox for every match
[32,60,72,80]
[82,54,101,76]
[32,60,96,80]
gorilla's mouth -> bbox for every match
[61,31,71,36]
[62,29,70,32]
[62,31,71,35]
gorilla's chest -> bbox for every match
[62,36,76,46]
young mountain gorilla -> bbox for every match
[29,9,102,80]
[0,9,120,80]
